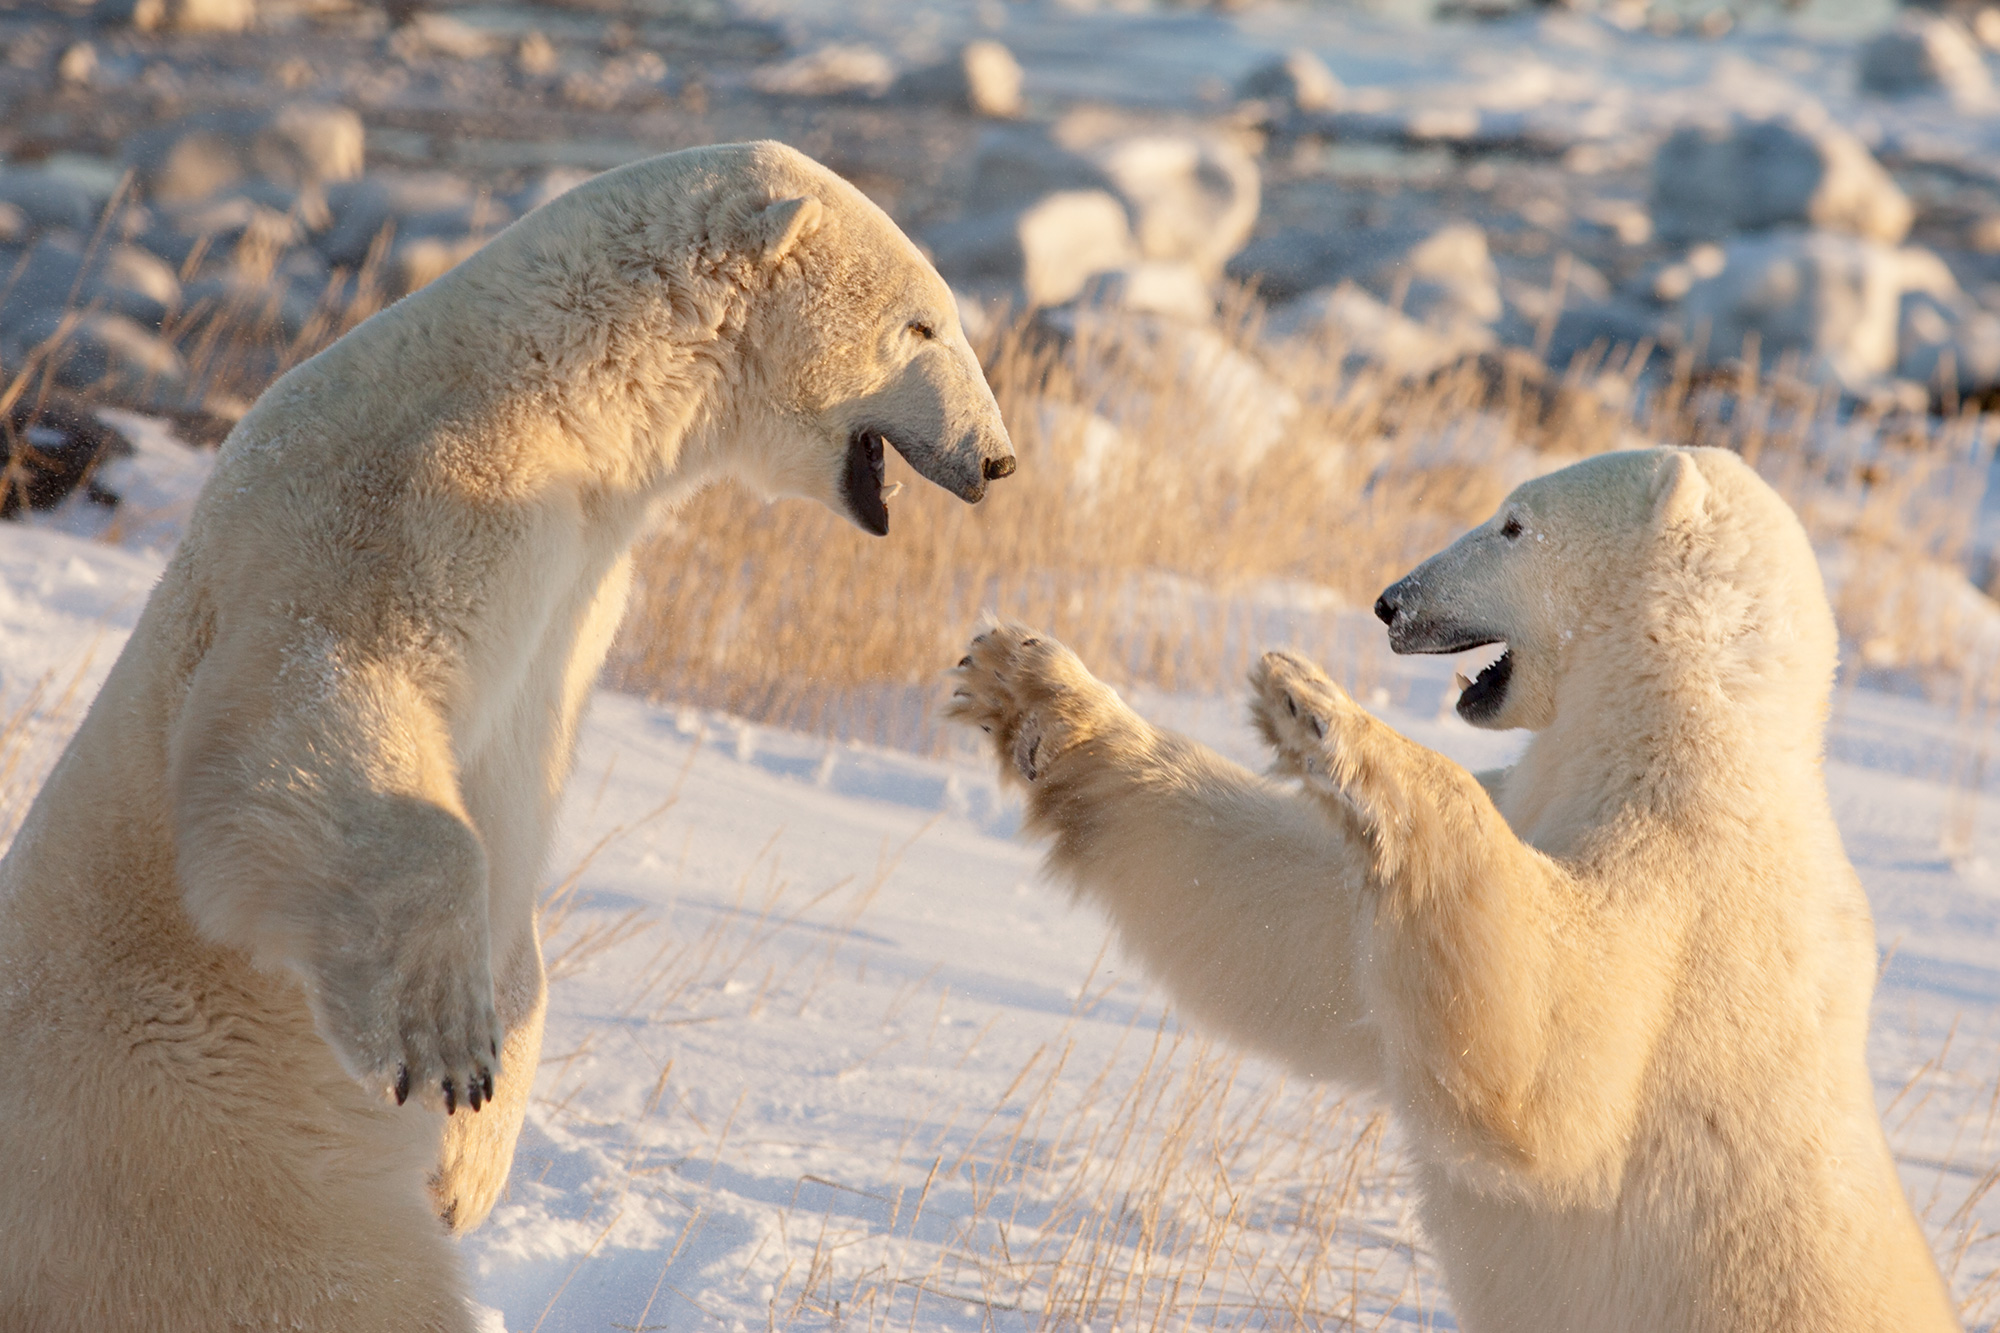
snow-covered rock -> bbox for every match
[0,237,181,334]
[926,190,1140,308]
[320,171,484,267]
[128,104,365,204]
[1237,48,1342,113]
[0,171,97,234]
[1076,262,1214,323]
[105,0,255,34]
[896,40,1023,117]
[1650,116,1913,246]
[3,308,185,396]
[750,43,895,98]
[1676,229,1959,384]
[965,118,1259,278]
[1859,15,1993,106]
[1230,221,1500,329]
[1265,282,1495,377]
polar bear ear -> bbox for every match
[747,196,825,268]
[1650,451,1710,530]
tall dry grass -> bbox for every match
[606,305,2000,754]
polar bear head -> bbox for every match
[479,141,1014,535]
[1373,447,1835,732]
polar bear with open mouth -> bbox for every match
[948,447,1958,1332]
[0,140,1012,1332]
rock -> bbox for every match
[1539,297,1664,374]
[926,189,1140,309]
[0,391,130,518]
[895,39,1023,117]
[56,42,96,87]
[509,167,596,217]
[110,0,255,34]
[4,308,185,395]
[389,13,502,61]
[749,43,895,98]
[1089,132,1260,278]
[148,196,307,267]
[0,171,97,234]
[1649,116,1913,246]
[1236,48,1341,113]
[966,118,1260,278]
[514,32,559,78]
[1859,15,1992,105]
[392,234,487,295]
[320,171,480,266]
[1076,261,1214,322]
[1264,282,1495,377]
[0,237,183,334]
[1229,220,1501,328]
[178,269,322,341]
[1676,229,1959,384]
[127,104,365,205]
[1388,222,1502,326]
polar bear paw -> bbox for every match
[1248,650,1364,790]
[945,624,1108,784]
[315,941,502,1117]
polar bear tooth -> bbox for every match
[1454,671,1473,692]
[880,480,903,501]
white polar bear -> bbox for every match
[0,140,1013,1332]
[946,447,1960,1333]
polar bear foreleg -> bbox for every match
[171,646,504,1116]
[948,626,1385,1088]
[1247,650,1668,1178]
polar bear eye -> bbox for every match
[1500,516,1523,540]
[907,319,937,340]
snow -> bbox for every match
[0,421,1994,1330]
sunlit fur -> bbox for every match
[0,141,1008,1332]
[948,448,1959,1333]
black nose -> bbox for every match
[1374,594,1397,627]
[984,455,1016,481]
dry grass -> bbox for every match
[607,308,2000,754]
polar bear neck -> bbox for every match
[1501,509,1839,852]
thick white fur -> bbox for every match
[0,141,1010,1331]
[947,448,1960,1333]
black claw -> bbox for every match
[1021,637,1040,647]
[394,1065,410,1106]
[1310,716,1325,739]
[958,655,972,668]
[443,1077,457,1116]
[468,1080,484,1113]
[1286,694,1297,717]
[491,1038,499,1058]
[482,1067,495,1102]
[980,724,991,733]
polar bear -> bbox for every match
[0,140,1013,1332]
[946,447,1959,1333]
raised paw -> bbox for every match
[1248,650,1361,784]
[943,624,1109,784]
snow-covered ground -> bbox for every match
[3,422,1997,1329]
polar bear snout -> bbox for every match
[1374,573,1501,659]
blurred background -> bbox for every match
[3,0,2000,745]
